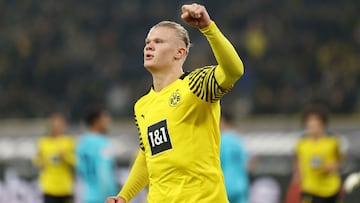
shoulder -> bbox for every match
[63,134,75,142]
[295,137,307,148]
[37,136,48,148]
[93,136,110,148]
[38,136,48,143]
[325,135,340,144]
[77,135,91,146]
[326,134,339,139]
[134,88,152,109]
[187,66,216,79]
[186,66,225,102]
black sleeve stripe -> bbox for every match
[190,67,209,101]
[134,115,145,151]
[188,66,229,102]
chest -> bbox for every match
[135,84,212,157]
[39,141,68,166]
[299,139,336,160]
[137,85,207,128]
[41,139,70,157]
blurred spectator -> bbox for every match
[33,112,76,203]
[76,106,118,203]
[293,106,344,203]
[244,21,267,60]
[220,111,249,203]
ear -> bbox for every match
[174,47,187,60]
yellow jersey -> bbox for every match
[295,136,342,197]
[33,135,76,196]
[118,21,244,203]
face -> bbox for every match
[96,111,111,133]
[49,114,66,135]
[305,114,325,137]
[144,27,186,71]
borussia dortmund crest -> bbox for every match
[169,89,181,107]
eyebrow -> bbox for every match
[145,37,166,43]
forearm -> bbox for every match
[292,160,301,183]
[200,21,244,88]
[118,151,149,202]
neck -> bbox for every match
[310,132,325,140]
[221,123,233,131]
[150,65,184,92]
[50,131,61,137]
[90,127,103,135]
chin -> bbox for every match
[101,128,109,134]
[144,62,157,70]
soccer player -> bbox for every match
[105,3,244,203]
[294,107,343,203]
[76,107,118,203]
[33,112,75,203]
[220,111,249,203]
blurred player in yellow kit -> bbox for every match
[105,3,244,203]
[33,113,76,203]
[294,107,343,203]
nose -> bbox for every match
[145,42,154,51]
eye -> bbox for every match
[154,39,163,44]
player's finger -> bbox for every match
[181,11,190,19]
[192,6,204,18]
[181,5,191,13]
[186,7,200,18]
[198,5,206,13]
[184,3,199,13]
[192,3,203,11]
[190,12,201,19]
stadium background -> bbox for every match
[0,0,359,202]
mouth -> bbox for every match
[144,53,154,60]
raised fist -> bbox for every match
[181,3,211,29]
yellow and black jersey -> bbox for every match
[33,135,75,196]
[135,66,227,202]
[118,21,244,203]
[296,136,343,197]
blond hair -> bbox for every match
[152,21,191,53]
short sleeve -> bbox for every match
[294,139,302,156]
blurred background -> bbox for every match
[0,0,359,202]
